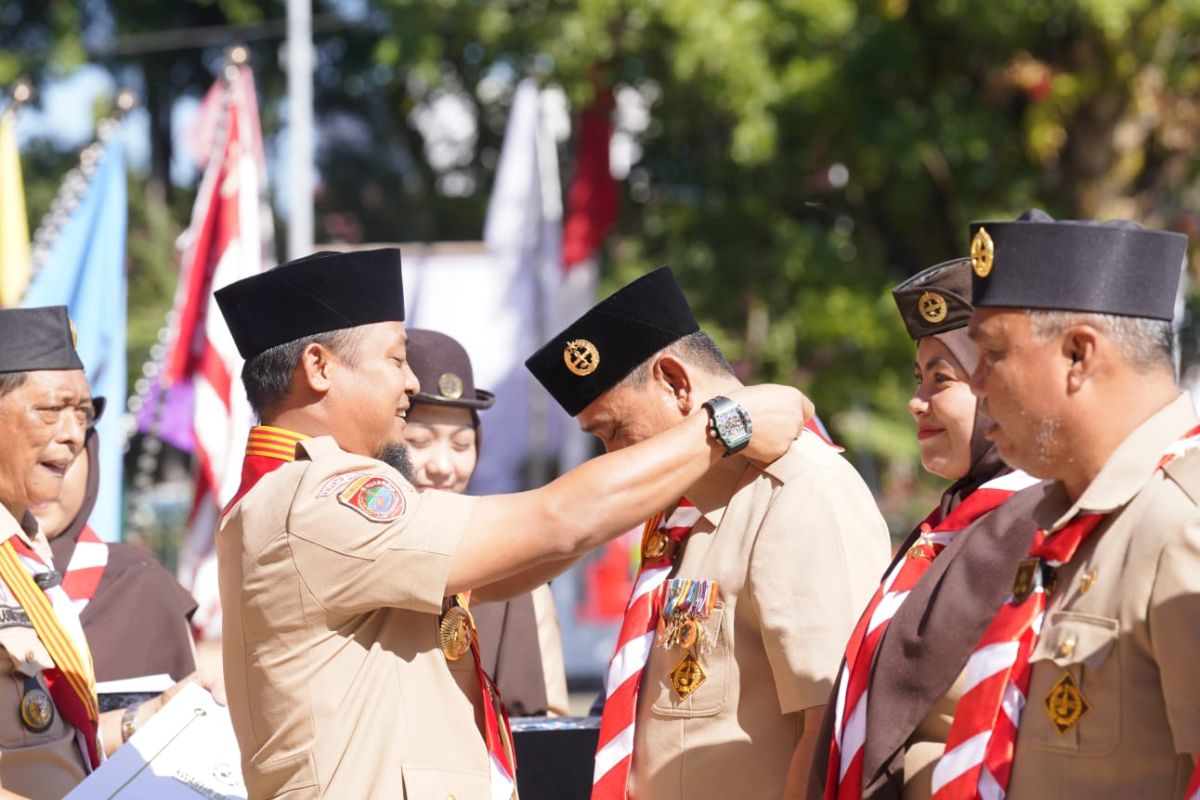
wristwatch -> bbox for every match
[702,395,753,457]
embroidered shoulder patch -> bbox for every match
[331,474,406,522]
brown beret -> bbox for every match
[892,257,974,340]
[407,329,494,410]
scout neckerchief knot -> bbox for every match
[231,426,518,800]
[825,470,1038,799]
[592,499,702,800]
[931,423,1200,800]
[0,534,101,769]
[60,526,109,617]
[441,593,519,800]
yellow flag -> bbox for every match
[0,112,30,307]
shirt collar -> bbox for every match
[1035,392,1198,531]
[686,458,755,530]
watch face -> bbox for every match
[717,409,748,441]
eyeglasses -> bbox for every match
[30,402,97,429]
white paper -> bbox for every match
[95,674,175,695]
[65,683,246,799]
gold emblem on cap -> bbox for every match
[971,227,995,278]
[1045,671,1090,734]
[437,372,464,400]
[20,686,53,732]
[68,318,78,348]
[670,652,707,700]
[918,291,948,324]
[563,339,600,377]
[439,603,474,661]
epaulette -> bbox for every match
[1162,448,1200,506]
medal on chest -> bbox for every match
[659,578,720,700]
[439,594,476,661]
[20,675,53,733]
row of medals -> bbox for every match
[645,526,719,703]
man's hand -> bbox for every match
[726,384,813,464]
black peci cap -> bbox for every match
[968,209,1188,321]
[525,266,700,417]
[892,258,974,340]
[215,248,406,360]
[407,329,495,410]
[0,306,85,374]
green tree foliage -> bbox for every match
[6,0,1200,518]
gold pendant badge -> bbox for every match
[670,652,707,700]
[970,227,995,277]
[1045,671,1090,734]
[439,605,474,661]
[563,339,600,376]
[918,291,948,324]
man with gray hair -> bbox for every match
[928,211,1200,799]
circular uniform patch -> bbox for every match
[437,372,464,399]
[335,474,406,522]
[971,227,995,277]
[918,291,948,323]
[21,685,53,733]
[563,339,600,376]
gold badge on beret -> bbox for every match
[437,372,464,399]
[68,318,79,348]
[1045,671,1090,734]
[670,652,707,700]
[20,682,53,733]
[563,339,600,377]
[918,291,948,324]
[971,227,995,278]
[439,603,475,661]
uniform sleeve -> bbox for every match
[1149,508,1200,752]
[286,464,478,616]
[748,462,890,714]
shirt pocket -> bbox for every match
[649,602,728,719]
[0,627,70,751]
[1025,610,1119,756]
[401,763,492,799]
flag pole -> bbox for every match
[286,0,314,259]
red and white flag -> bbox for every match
[162,63,274,640]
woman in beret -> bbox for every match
[401,328,569,717]
[810,258,1041,800]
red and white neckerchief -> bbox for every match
[592,499,702,800]
[932,424,1200,800]
[464,596,518,800]
[825,470,1037,799]
[0,533,101,769]
[60,525,109,617]
[1187,762,1200,800]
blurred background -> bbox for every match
[5,0,1200,687]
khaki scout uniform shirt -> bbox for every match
[631,431,891,799]
[218,437,489,800]
[1006,393,1200,798]
[0,505,88,800]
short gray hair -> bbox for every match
[619,331,735,388]
[1026,310,1175,373]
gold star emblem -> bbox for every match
[918,291,948,324]
[670,652,707,700]
[563,339,600,376]
[971,227,995,277]
[1045,671,1090,734]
